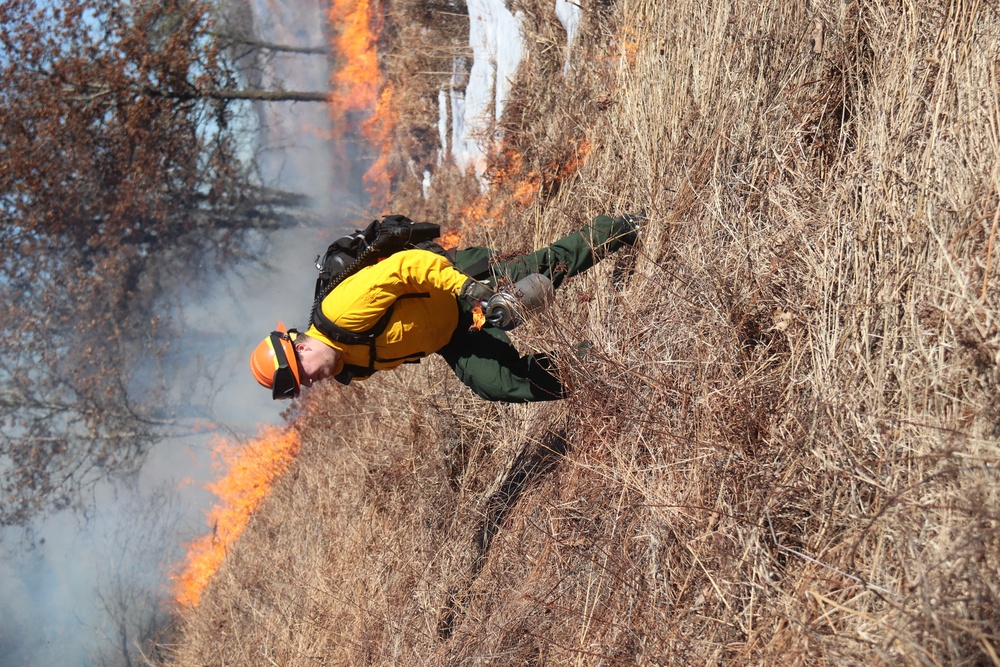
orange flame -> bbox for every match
[172,426,301,607]
[361,86,398,207]
[452,139,594,243]
[439,230,462,250]
[329,0,382,114]
[327,0,395,207]
[469,304,486,331]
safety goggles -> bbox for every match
[268,330,299,400]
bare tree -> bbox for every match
[0,0,326,527]
[89,484,182,667]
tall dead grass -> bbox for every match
[163,0,1000,665]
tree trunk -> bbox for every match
[146,87,329,102]
[216,34,329,56]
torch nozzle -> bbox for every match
[484,273,554,330]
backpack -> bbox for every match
[311,215,444,304]
[308,214,446,347]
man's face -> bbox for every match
[294,338,341,388]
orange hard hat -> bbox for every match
[250,321,301,400]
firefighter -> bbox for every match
[250,213,642,403]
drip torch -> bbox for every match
[484,273,554,330]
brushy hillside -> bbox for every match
[163,0,1000,664]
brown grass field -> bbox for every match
[163,0,1000,664]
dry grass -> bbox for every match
[163,0,1000,665]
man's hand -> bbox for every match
[459,277,495,307]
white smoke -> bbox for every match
[0,0,347,664]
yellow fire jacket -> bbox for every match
[304,248,470,380]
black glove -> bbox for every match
[615,211,646,246]
[459,277,494,307]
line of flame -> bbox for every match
[172,426,301,607]
[327,0,394,207]
[329,0,381,114]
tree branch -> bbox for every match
[144,86,330,102]
[214,33,330,56]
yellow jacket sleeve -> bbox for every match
[317,248,468,334]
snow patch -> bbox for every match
[555,0,582,73]
[437,88,449,164]
[422,169,432,199]
[432,0,581,189]
[452,0,524,178]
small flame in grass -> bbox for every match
[439,230,462,250]
[326,1,592,216]
[470,303,486,331]
[454,139,594,241]
[172,426,301,607]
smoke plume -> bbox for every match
[0,0,351,664]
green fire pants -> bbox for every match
[436,214,632,403]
